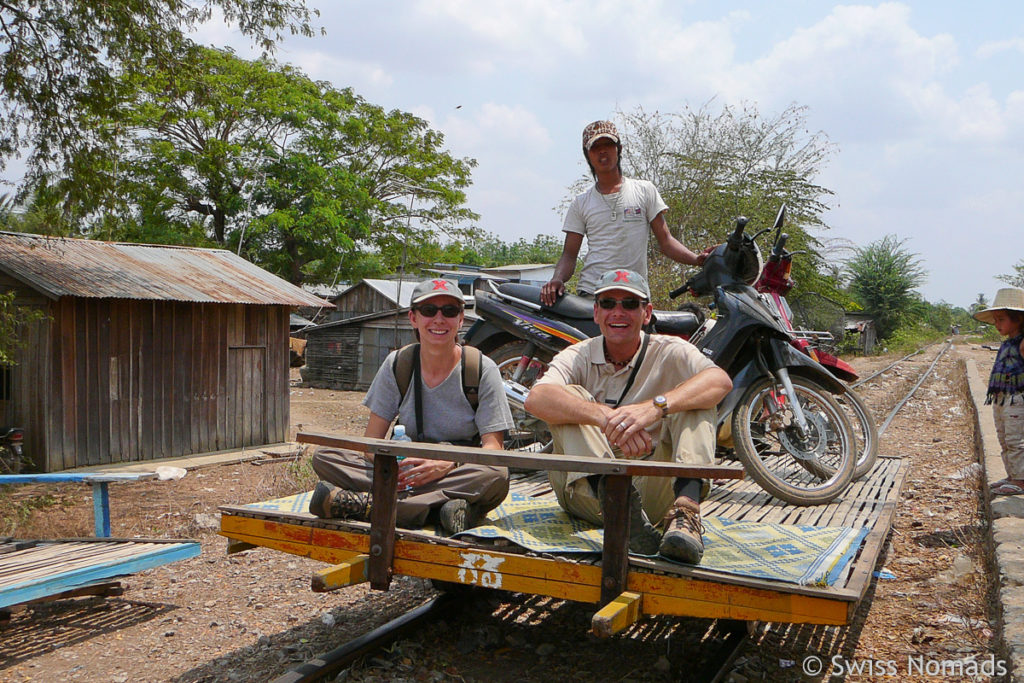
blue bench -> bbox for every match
[0,472,201,613]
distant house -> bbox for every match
[0,231,331,472]
[301,277,475,390]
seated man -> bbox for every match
[308,278,514,535]
[525,269,732,563]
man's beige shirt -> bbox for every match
[535,333,718,437]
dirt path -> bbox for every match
[0,341,1004,681]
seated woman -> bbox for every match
[309,278,514,535]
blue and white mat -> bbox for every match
[247,490,868,587]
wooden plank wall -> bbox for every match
[23,299,291,471]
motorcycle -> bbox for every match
[0,426,26,474]
[753,206,879,479]
[466,216,857,505]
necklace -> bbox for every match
[597,185,622,221]
[603,340,630,369]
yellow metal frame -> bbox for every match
[220,514,852,630]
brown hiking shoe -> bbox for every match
[659,499,704,564]
[309,481,371,520]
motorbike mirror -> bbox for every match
[772,204,786,230]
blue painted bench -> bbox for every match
[0,472,160,537]
[0,472,201,613]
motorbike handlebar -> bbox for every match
[727,216,748,250]
[772,232,789,257]
[669,283,689,299]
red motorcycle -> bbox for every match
[753,206,878,479]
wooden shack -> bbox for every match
[0,231,331,472]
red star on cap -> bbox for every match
[432,280,449,290]
[613,270,630,283]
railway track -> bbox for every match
[274,341,957,682]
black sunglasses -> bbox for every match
[414,303,464,318]
[597,297,647,311]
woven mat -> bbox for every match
[245,491,867,587]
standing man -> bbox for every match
[540,120,705,306]
[525,269,732,563]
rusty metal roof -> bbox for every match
[0,231,333,307]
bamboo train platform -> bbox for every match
[218,434,907,636]
[0,538,201,613]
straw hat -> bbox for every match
[973,287,1024,324]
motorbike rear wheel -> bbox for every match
[731,375,856,506]
[0,444,21,475]
[489,341,553,453]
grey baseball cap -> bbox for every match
[593,269,650,299]
[410,278,463,305]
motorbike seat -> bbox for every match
[651,311,701,338]
[495,283,595,320]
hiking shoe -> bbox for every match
[438,499,469,536]
[658,500,705,564]
[308,481,371,520]
[597,477,662,555]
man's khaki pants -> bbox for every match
[547,385,716,526]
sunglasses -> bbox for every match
[596,297,647,311]
[414,303,464,318]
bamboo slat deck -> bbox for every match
[219,452,907,628]
[0,538,201,610]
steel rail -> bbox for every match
[848,343,936,389]
[876,340,951,436]
[271,593,456,683]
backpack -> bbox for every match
[392,343,481,411]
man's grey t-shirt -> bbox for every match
[363,349,514,442]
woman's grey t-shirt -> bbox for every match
[363,350,514,442]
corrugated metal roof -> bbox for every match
[0,231,333,307]
[337,278,472,307]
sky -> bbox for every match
[42,2,1024,308]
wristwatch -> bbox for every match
[653,395,669,418]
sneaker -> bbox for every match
[438,499,469,536]
[308,481,371,520]
[658,499,705,564]
[597,477,662,555]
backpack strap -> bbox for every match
[393,343,419,401]
[461,345,481,410]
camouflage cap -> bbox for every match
[582,120,619,150]
[593,269,650,299]
[410,278,463,305]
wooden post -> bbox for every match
[368,454,400,590]
[92,482,111,537]
[599,474,632,605]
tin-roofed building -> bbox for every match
[0,231,332,472]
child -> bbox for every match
[974,287,1024,495]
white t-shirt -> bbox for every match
[562,177,669,293]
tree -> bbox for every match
[608,102,843,307]
[846,235,927,340]
[997,259,1024,288]
[0,0,316,184]
[47,47,476,285]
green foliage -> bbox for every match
[457,231,564,267]
[29,47,477,285]
[997,259,1024,288]
[880,320,949,355]
[846,235,927,341]
[607,102,841,308]
[0,0,317,181]
[0,291,48,365]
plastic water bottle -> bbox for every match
[392,424,413,490]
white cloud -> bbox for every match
[977,37,1024,59]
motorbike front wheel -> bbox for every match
[732,375,856,506]
[489,341,553,453]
